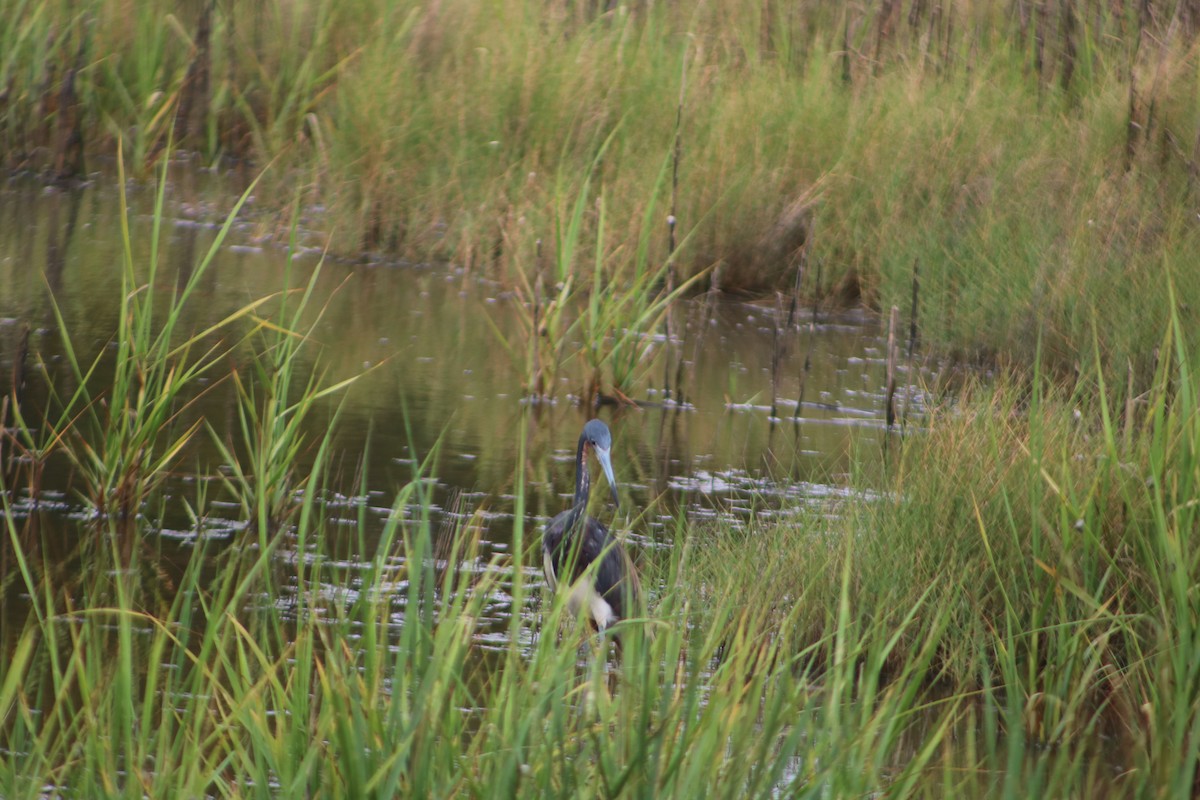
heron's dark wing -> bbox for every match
[542,510,571,558]
[544,513,639,623]
[543,517,591,582]
[581,518,639,622]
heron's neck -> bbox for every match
[569,433,592,524]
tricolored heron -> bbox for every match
[542,418,640,632]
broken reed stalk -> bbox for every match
[885,305,899,428]
[1145,14,1181,155]
[794,259,821,423]
[176,0,215,146]
[920,3,937,74]
[873,0,898,77]
[532,240,545,399]
[941,6,954,77]
[671,322,688,407]
[903,261,920,431]
[664,43,687,405]
[1125,358,1135,453]
[785,234,808,331]
[1015,0,1030,43]
[1126,57,1139,170]
[687,261,722,416]
[842,12,853,85]
[1191,123,1200,191]
[1,324,31,479]
[1060,0,1077,94]
[770,292,784,420]
[1034,0,1048,83]
[668,67,684,263]
[907,0,925,38]
[52,35,87,181]
[907,259,920,361]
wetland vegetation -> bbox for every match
[3,0,1200,797]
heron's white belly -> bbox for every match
[569,581,616,631]
[545,551,615,630]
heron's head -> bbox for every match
[582,418,619,507]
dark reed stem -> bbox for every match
[907,258,920,361]
[770,292,784,420]
[1,324,31,479]
[1126,57,1140,171]
[873,0,898,77]
[942,5,955,77]
[794,259,821,422]
[1035,0,1048,81]
[842,12,853,84]
[52,34,86,180]
[664,43,687,404]
[177,0,214,146]
[1060,0,1077,94]
[886,305,899,429]
[903,260,920,432]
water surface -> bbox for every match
[0,167,918,645]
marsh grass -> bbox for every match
[5,1,1200,375]
[487,135,705,404]
[1,142,274,534]
[5,184,1200,794]
[4,234,1200,796]
[206,194,366,541]
[688,308,1200,796]
[3,7,1200,788]
[0,428,968,798]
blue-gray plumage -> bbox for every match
[542,418,640,631]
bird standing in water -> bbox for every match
[542,418,640,632]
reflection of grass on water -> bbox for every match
[2,182,1200,796]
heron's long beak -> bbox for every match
[595,445,619,507]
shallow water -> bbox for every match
[0,167,922,649]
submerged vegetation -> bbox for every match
[3,0,1200,372]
